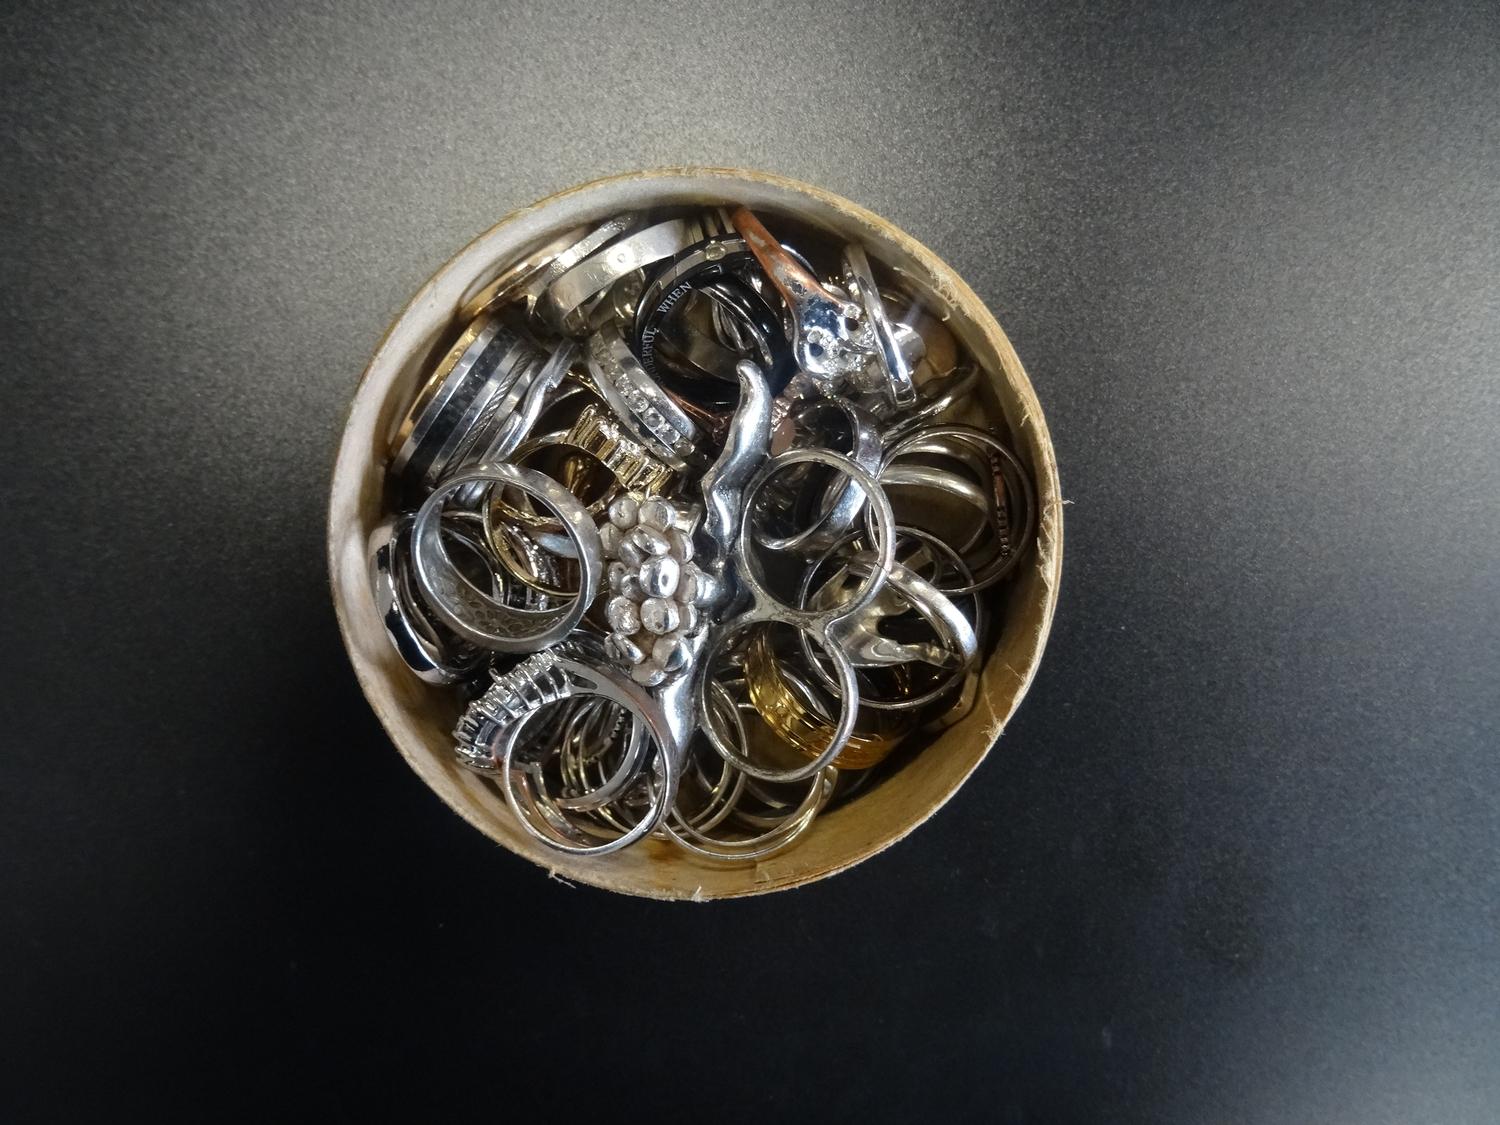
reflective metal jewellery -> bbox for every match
[370,205,1036,865]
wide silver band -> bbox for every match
[541,214,728,335]
[410,465,603,650]
[390,311,512,486]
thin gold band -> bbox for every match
[742,630,914,770]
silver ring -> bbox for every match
[458,216,636,322]
[881,424,1036,591]
[697,447,896,782]
[390,311,514,487]
[492,647,684,856]
[802,550,978,710]
[424,328,544,488]
[660,758,834,863]
[456,661,654,814]
[759,397,883,555]
[411,465,602,650]
[843,243,917,408]
[584,327,702,469]
[369,517,485,685]
[542,217,710,335]
[466,339,578,467]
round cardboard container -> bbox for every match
[329,168,1063,900]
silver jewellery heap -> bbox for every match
[369,204,1038,865]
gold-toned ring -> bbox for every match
[555,401,677,496]
[742,630,915,770]
[482,515,582,600]
[484,398,673,526]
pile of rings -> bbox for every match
[371,204,1035,863]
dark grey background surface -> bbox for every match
[3,0,1498,1121]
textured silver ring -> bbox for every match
[410,465,602,650]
